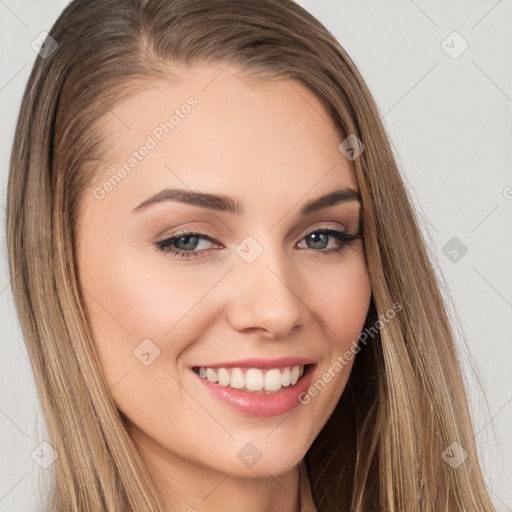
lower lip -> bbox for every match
[192,365,315,417]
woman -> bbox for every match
[5,0,496,510]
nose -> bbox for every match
[226,249,307,339]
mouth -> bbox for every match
[191,363,314,394]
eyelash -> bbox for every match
[154,226,362,260]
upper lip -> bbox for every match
[192,357,316,369]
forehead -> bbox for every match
[87,63,357,213]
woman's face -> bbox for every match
[77,63,371,481]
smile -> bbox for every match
[192,365,305,393]
[191,363,315,417]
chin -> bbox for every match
[206,439,308,478]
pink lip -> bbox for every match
[192,356,316,369]
[192,363,316,417]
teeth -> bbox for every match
[206,368,217,382]
[290,366,300,385]
[230,368,245,389]
[195,365,306,392]
[281,367,291,386]
[264,368,282,391]
[218,368,230,386]
[246,368,264,391]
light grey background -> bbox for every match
[1,1,511,510]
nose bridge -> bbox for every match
[226,236,306,337]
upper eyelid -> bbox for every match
[162,224,351,244]
[301,225,349,236]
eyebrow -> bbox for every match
[130,187,361,216]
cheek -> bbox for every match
[77,243,225,423]
[303,251,371,411]
[329,275,371,350]
[80,241,226,341]
[313,250,372,348]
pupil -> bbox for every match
[308,232,328,249]
[176,235,198,250]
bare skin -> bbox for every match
[76,63,372,512]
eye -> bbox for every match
[154,225,362,260]
[295,226,361,257]
[154,229,218,259]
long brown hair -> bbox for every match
[6,0,496,510]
